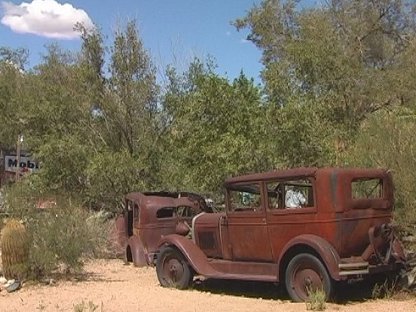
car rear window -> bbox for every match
[351,178,383,200]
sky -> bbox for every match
[0,0,267,82]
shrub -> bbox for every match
[345,109,416,237]
[73,300,100,312]
[371,277,399,299]
[28,204,111,278]
[1,182,111,279]
[306,286,326,311]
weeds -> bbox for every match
[371,278,399,299]
[36,302,46,311]
[73,300,101,312]
[306,286,326,311]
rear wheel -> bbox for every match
[156,246,193,289]
[285,253,333,302]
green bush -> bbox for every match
[29,206,92,277]
[1,182,111,279]
[306,286,327,311]
[345,109,416,237]
[371,278,399,299]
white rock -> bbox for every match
[4,279,15,288]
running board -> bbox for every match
[202,259,279,282]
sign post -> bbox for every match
[15,134,23,181]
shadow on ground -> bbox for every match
[192,277,388,303]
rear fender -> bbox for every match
[278,234,341,281]
[158,234,218,276]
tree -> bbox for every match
[235,0,416,163]
[160,60,267,194]
[0,47,28,71]
[19,44,93,195]
[0,54,26,149]
[346,107,416,229]
[78,21,161,209]
[105,20,159,156]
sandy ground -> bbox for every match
[0,259,415,312]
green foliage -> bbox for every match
[306,286,326,311]
[73,300,100,312]
[84,150,147,212]
[0,219,30,279]
[371,277,399,299]
[107,20,159,157]
[2,178,41,221]
[0,58,27,148]
[161,61,268,193]
[345,108,416,229]
[28,205,101,277]
[236,0,416,166]
[0,47,28,70]
[34,135,89,194]
[265,98,336,167]
[2,182,110,279]
[0,20,160,210]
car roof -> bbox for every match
[224,167,318,185]
[224,167,389,185]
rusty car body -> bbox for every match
[155,168,406,301]
[116,191,212,266]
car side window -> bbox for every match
[266,181,282,209]
[133,203,139,219]
[156,207,175,218]
[228,182,262,213]
[176,206,194,218]
[266,179,314,210]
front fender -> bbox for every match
[127,236,148,267]
[158,234,218,276]
[278,234,341,281]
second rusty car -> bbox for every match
[116,191,212,266]
[155,168,406,301]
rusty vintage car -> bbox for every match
[155,168,406,301]
[116,191,212,266]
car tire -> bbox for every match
[156,246,193,289]
[285,253,333,302]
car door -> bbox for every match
[225,181,273,262]
[265,178,318,260]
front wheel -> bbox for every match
[156,246,193,289]
[285,253,333,302]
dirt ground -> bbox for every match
[0,259,415,312]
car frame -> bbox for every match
[155,167,406,301]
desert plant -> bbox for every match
[73,300,100,312]
[371,277,399,299]
[306,286,326,311]
[0,218,30,279]
[28,204,107,278]
[2,180,111,280]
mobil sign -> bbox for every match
[4,155,40,173]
